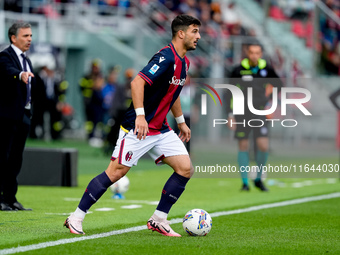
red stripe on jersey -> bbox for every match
[118,139,125,164]
[138,72,153,85]
[159,45,171,52]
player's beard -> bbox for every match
[184,39,196,51]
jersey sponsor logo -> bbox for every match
[170,76,186,86]
[260,69,268,77]
[125,151,133,162]
[159,56,166,63]
[149,64,160,75]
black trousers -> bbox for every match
[0,110,30,204]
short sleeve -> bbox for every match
[138,49,173,86]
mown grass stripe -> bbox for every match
[1,192,339,255]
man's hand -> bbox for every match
[21,72,34,84]
[178,122,191,142]
[134,115,149,140]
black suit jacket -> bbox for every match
[0,45,35,121]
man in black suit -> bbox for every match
[0,22,35,211]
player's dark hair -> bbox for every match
[246,40,263,51]
[171,14,201,38]
[8,22,31,43]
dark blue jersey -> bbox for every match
[121,42,190,135]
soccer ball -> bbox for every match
[182,209,212,236]
[109,175,130,199]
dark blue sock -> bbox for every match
[156,172,189,214]
[78,171,113,213]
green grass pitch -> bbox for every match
[0,139,339,255]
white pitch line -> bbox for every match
[107,199,159,205]
[64,198,159,205]
[1,192,339,255]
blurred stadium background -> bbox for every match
[0,0,339,165]
[1,1,340,253]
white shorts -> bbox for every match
[111,128,188,167]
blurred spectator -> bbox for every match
[3,0,22,12]
[229,22,248,36]
[104,68,134,154]
[102,66,121,125]
[320,0,340,75]
[29,71,46,140]
[255,0,338,75]
[30,64,68,140]
[123,68,133,101]
[79,59,105,145]
[221,1,239,27]
[178,0,200,17]
[89,75,105,146]
[162,0,181,12]
[29,51,68,140]
[89,0,132,16]
[3,0,133,17]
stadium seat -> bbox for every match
[269,6,287,21]
[291,20,306,38]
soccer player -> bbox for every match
[64,14,201,236]
[227,42,283,192]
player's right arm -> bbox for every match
[131,75,149,140]
[171,96,191,142]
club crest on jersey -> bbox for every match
[149,64,160,75]
[125,151,133,162]
[159,56,166,63]
[170,76,186,86]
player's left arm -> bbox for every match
[131,75,149,140]
[171,97,191,142]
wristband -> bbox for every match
[135,107,145,116]
[175,115,185,124]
